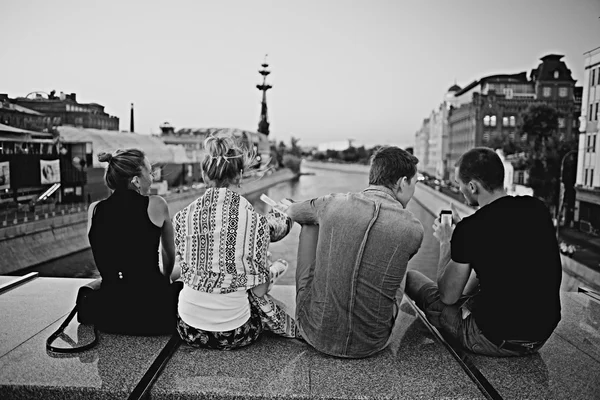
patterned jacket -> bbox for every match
[173,188,292,294]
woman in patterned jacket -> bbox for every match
[172,133,296,350]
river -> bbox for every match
[15,166,444,284]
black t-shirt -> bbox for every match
[451,196,562,342]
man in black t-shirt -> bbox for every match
[406,147,562,356]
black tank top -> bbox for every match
[89,189,167,288]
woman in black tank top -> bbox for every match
[87,149,182,335]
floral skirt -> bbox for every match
[176,291,296,351]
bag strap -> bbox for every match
[46,305,98,354]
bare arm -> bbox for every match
[86,201,100,236]
[432,218,471,305]
[148,196,175,278]
[437,259,472,305]
[265,208,293,242]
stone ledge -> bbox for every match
[0,280,485,400]
[406,291,600,400]
[2,279,599,399]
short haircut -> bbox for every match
[455,147,504,192]
[369,146,419,188]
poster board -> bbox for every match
[0,161,9,190]
[40,159,61,184]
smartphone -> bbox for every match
[260,194,277,207]
[440,209,452,225]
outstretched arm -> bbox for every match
[286,195,331,225]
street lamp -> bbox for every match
[555,149,577,238]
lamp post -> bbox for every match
[556,149,577,238]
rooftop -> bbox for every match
[58,126,191,166]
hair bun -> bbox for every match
[97,152,113,163]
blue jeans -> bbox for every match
[406,271,545,357]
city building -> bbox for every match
[0,95,53,133]
[423,85,461,179]
[0,123,87,204]
[414,118,429,174]
[574,46,600,234]
[13,91,119,131]
[447,54,582,181]
[58,126,189,201]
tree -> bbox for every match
[518,104,577,214]
[289,137,302,157]
[487,132,524,156]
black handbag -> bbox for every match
[46,279,102,354]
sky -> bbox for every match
[2,0,599,148]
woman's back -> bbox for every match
[89,188,165,288]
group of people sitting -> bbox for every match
[86,133,562,359]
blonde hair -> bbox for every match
[201,134,254,187]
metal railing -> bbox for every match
[0,201,89,228]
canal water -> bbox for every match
[18,166,443,284]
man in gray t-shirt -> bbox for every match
[286,146,424,358]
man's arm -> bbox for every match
[433,219,472,305]
[286,195,331,225]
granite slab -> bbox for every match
[0,277,94,358]
[0,275,16,285]
[150,288,484,400]
[460,292,600,400]
[0,317,172,400]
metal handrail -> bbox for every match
[0,201,89,229]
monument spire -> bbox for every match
[256,54,272,136]
[130,103,135,132]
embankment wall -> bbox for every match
[0,169,296,274]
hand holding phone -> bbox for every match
[439,209,453,226]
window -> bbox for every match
[593,69,596,86]
[484,115,490,126]
[510,116,516,126]
[503,116,509,126]
[587,135,592,150]
[483,133,490,142]
[543,87,551,97]
[559,87,568,97]
[591,104,595,121]
[558,118,565,128]
[594,135,597,153]
[573,119,578,128]
[585,169,589,186]
[596,103,599,121]
[591,170,595,187]
[554,71,559,79]
[490,116,497,127]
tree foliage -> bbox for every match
[495,103,577,210]
[487,103,578,215]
